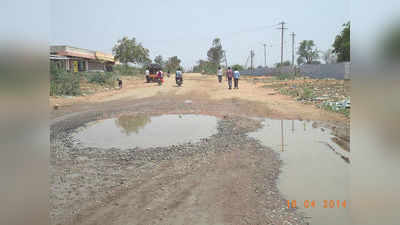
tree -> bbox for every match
[207,38,224,66]
[112,37,150,65]
[154,55,164,67]
[323,49,337,64]
[165,56,181,72]
[297,40,320,64]
[232,64,244,71]
[297,57,305,65]
[332,22,350,62]
[275,60,291,68]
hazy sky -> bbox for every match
[50,0,349,69]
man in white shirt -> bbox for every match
[145,69,150,83]
[217,67,223,83]
[233,69,240,89]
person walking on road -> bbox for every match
[233,69,240,89]
[117,78,123,89]
[145,69,150,82]
[226,67,233,89]
[217,66,223,83]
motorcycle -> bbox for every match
[176,77,183,86]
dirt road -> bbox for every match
[50,73,348,225]
[50,73,347,123]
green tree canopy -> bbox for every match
[332,22,350,62]
[207,38,224,66]
[297,40,320,64]
[275,60,291,68]
[112,37,150,65]
[165,56,181,72]
[323,49,337,64]
[232,64,244,71]
[192,59,219,74]
[154,55,164,68]
[297,57,305,66]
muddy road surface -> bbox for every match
[51,73,349,225]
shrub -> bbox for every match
[276,73,295,80]
[84,72,116,87]
[302,87,313,99]
[50,68,81,96]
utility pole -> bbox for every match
[277,21,287,66]
[290,32,296,67]
[281,120,284,152]
[250,50,254,72]
[223,51,228,68]
[263,44,266,67]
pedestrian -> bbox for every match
[217,66,223,83]
[145,69,150,82]
[157,70,163,84]
[226,67,233,89]
[233,68,240,89]
[167,70,170,78]
[117,78,123,89]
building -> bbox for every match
[50,45,115,72]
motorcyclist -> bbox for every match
[175,68,183,85]
[157,70,163,85]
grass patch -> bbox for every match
[275,73,295,80]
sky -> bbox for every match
[50,0,350,69]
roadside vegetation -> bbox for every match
[261,76,350,117]
[50,63,81,96]
[50,62,121,97]
[113,64,144,76]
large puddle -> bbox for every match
[73,114,218,149]
[249,119,349,225]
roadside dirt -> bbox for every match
[50,73,349,225]
[50,73,347,124]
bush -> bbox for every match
[276,73,295,80]
[50,67,81,96]
[302,87,313,99]
[322,104,350,117]
[84,72,116,87]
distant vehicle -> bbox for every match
[146,64,162,83]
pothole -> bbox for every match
[72,114,218,149]
[249,119,349,225]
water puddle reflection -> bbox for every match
[73,114,218,149]
[249,119,349,225]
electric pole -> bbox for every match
[263,44,266,67]
[223,51,228,68]
[250,50,254,72]
[290,32,296,67]
[277,21,287,66]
